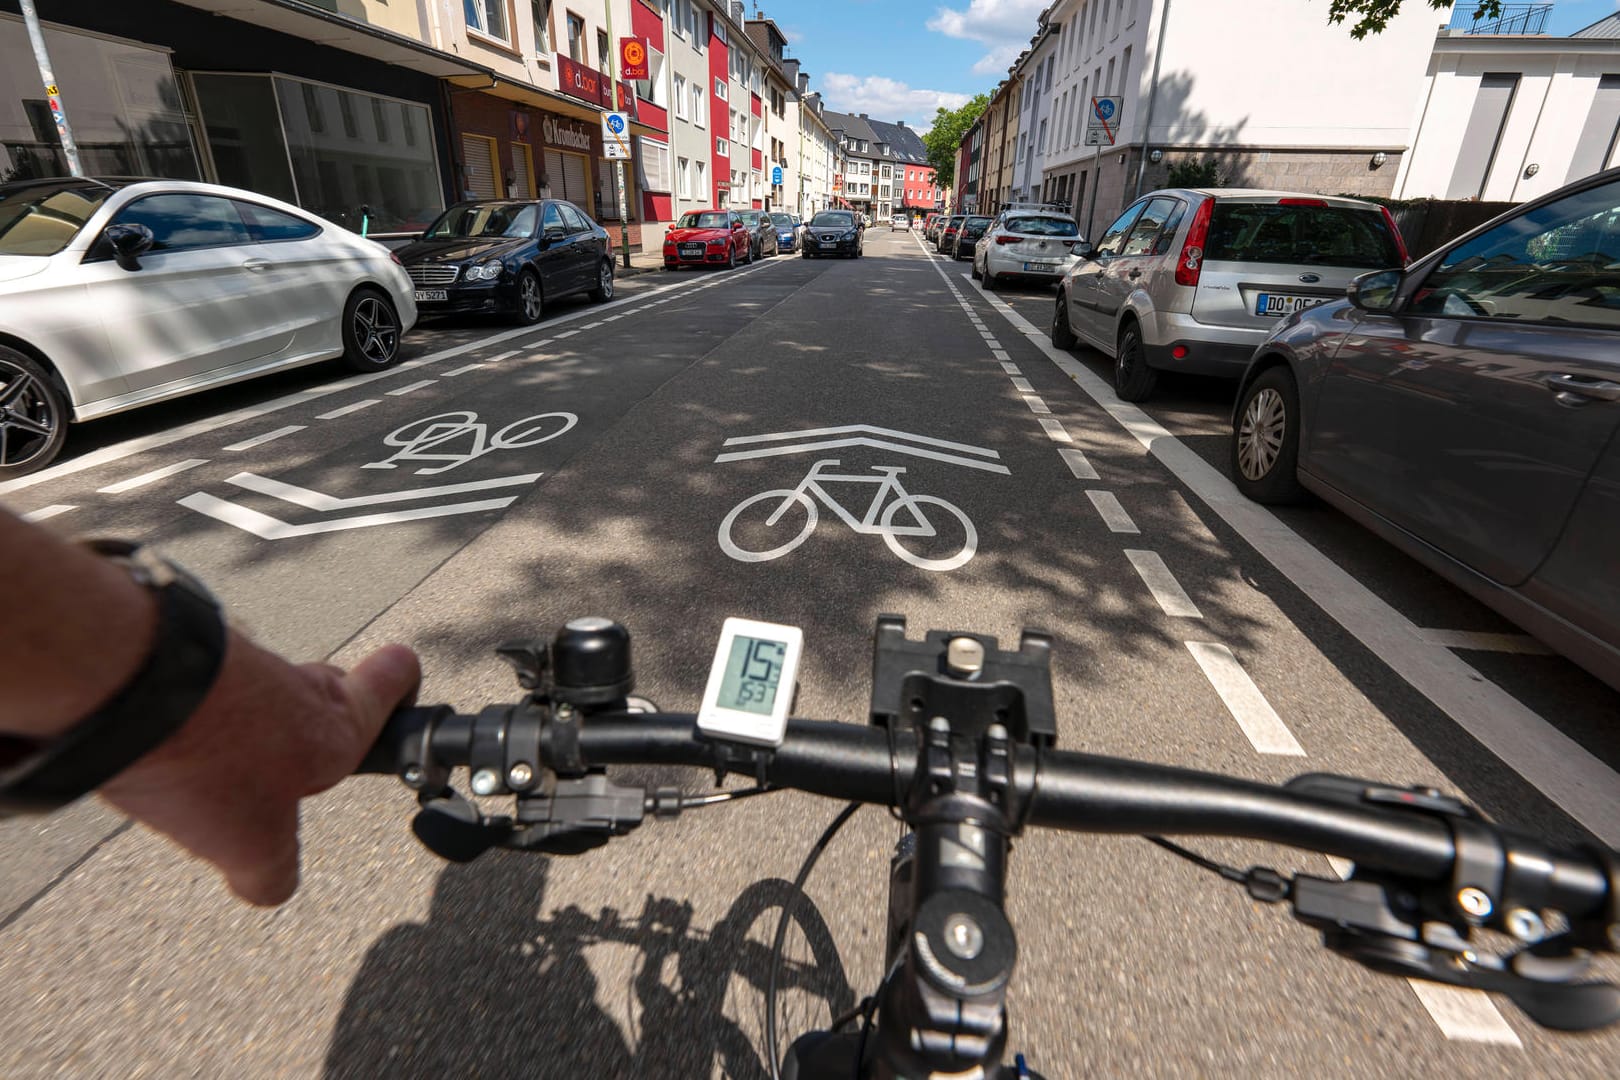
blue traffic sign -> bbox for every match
[1093,98,1116,121]
[772,165,783,186]
[606,113,626,134]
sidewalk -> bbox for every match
[616,248,666,278]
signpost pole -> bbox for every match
[604,1,632,269]
[19,0,83,177]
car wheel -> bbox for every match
[513,269,544,325]
[341,289,404,372]
[1113,323,1159,402]
[1050,290,1078,350]
[0,348,68,479]
[726,245,737,269]
[589,259,614,302]
[1232,366,1307,504]
[971,258,981,280]
[984,270,999,290]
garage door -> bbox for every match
[463,134,500,199]
[544,149,590,204]
[510,143,534,199]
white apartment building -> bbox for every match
[1010,15,1060,204]
[800,90,838,216]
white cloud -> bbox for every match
[928,0,1047,75]
[818,73,971,128]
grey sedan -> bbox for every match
[1230,167,1620,690]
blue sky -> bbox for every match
[767,0,1620,131]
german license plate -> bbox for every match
[1255,293,1326,316]
[1023,260,1059,271]
[680,244,703,256]
[414,289,448,302]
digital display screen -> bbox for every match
[718,635,786,715]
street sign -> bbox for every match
[602,110,630,160]
[1085,96,1123,146]
[620,37,648,80]
[771,165,783,186]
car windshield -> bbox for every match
[0,181,113,256]
[962,217,992,231]
[1006,215,1079,237]
[811,212,854,228]
[424,203,537,240]
[679,212,730,229]
[1205,203,1402,269]
[770,213,794,227]
[737,212,760,225]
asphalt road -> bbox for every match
[2,229,1617,1078]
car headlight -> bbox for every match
[466,262,502,281]
[842,230,856,240]
[708,238,726,246]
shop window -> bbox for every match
[191,74,295,204]
[466,0,512,45]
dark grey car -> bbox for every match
[1230,167,1620,690]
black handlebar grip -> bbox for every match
[355,706,446,775]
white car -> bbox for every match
[0,177,417,477]
[972,208,1085,289]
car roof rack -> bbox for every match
[1000,201,1074,214]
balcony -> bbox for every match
[1446,3,1551,35]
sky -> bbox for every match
[761,0,1620,132]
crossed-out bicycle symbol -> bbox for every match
[719,458,977,572]
[364,410,577,475]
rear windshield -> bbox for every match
[678,212,729,228]
[1005,215,1079,237]
[770,213,793,227]
[962,217,993,229]
[1205,203,1401,269]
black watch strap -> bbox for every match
[0,541,227,816]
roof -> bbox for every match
[1573,12,1620,38]
[824,110,881,149]
[867,119,929,164]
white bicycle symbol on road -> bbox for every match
[364,410,577,475]
[718,458,977,572]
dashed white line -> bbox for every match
[223,425,305,451]
[1023,395,1051,415]
[21,504,75,522]
[316,399,381,420]
[1058,448,1098,479]
[1086,491,1139,534]
[1038,418,1073,443]
[992,350,1012,361]
[386,379,437,396]
[1010,377,1034,393]
[580,322,603,329]
[1125,549,1204,619]
[442,363,489,377]
[1000,361,1021,375]
[98,458,208,494]
[1416,628,1552,655]
[485,349,521,362]
[1184,642,1305,756]
[603,314,625,322]
[554,329,581,338]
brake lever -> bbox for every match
[412,788,511,862]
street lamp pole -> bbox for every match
[19,0,84,177]
[603,0,632,269]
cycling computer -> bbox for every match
[698,618,802,748]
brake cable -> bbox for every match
[1144,835,1290,901]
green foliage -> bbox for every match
[1166,158,1223,189]
[1325,0,1497,38]
[922,94,989,190]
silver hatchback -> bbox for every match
[1051,189,1407,401]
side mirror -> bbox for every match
[541,228,566,247]
[1347,268,1403,314]
[106,223,155,271]
[1071,241,1095,260]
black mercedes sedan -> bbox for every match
[801,209,863,258]
[396,199,614,324]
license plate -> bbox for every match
[414,289,448,302]
[680,244,703,255]
[1255,293,1327,316]
[1023,261,1059,271]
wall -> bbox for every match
[305,0,423,39]
[707,17,728,204]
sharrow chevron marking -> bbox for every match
[224,471,543,510]
[1184,642,1305,756]
[179,492,518,539]
[98,459,208,494]
[1126,550,1203,619]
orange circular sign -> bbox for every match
[624,40,645,66]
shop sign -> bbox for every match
[621,37,649,80]
[543,116,594,152]
[558,55,606,106]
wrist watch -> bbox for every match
[0,539,227,816]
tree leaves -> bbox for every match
[1325,0,1498,39]
[922,94,990,190]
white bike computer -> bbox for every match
[698,617,803,748]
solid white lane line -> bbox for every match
[1010,377,1034,392]
[1086,490,1139,534]
[971,269,1620,846]
[386,379,437,396]
[1127,550,1204,619]
[21,504,75,522]
[316,399,380,420]
[98,459,208,494]
[1038,418,1073,443]
[1058,448,1098,479]
[442,362,489,377]
[1416,628,1553,655]
[1023,395,1051,415]
[223,425,305,452]
[1185,642,1306,756]
[1000,361,1021,374]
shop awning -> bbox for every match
[169,0,500,79]
[448,75,668,140]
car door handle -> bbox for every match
[1127,269,1142,280]
[1546,373,1620,402]
[241,259,272,273]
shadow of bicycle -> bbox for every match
[323,853,854,1080]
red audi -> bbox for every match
[663,209,752,270]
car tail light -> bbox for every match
[995,235,1022,245]
[1175,198,1214,288]
[1277,197,1326,207]
[1379,205,1410,265]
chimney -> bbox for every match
[798,72,809,95]
[731,1,745,25]
[858,112,868,120]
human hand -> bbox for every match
[99,635,420,906]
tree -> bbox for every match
[1166,157,1222,189]
[923,94,989,190]
[1326,0,1498,38]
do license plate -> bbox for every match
[414,289,448,302]
[680,244,703,256]
[1255,293,1326,316]
[1023,260,1059,271]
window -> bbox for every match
[559,202,590,232]
[673,74,688,119]
[1093,201,1144,257]
[567,12,585,61]
[1408,178,1620,328]
[1120,197,1177,256]
[1448,73,1519,199]
[532,0,552,51]
[692,86,705,127]
[108,194,251,254]
[541,202,566,237]
[717,137,729,157]
[1568,74,1620,183]
[671,0,688,38]
[634,48,666,106]
[638,138,671,193]
[677,155,691,197]
[1037,118,1048,153]
[695,159,706,197]
[598,29,610,70]
[1205,203,1401,268]
[466,0,512,44]
[233,201,321,242]
[1120,46,1132,101]
[715,77,727,102]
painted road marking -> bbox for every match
[1038,419,1072,443]
[1058,448,1098,479]
[316,399,380,420]
[1416,628,1553,655]
[225,471,543,510]
[1086,490,1139,533]
[1000,361,1021,375]
[1024,395,1051,416]
[603,314,624,322]
[554,329,580,338]
[486,349,521,362]
[581,322,603,329]
[970,265,1620,845]
[179,492,521,539]
[1126,550,1203,619]
[721,424,1003,458]
[993,350,1012,362]
[442,363,489,377]
[21,504,75,522]
[717,425,1010,475]
[1010,377,1034,392]
[1185,642,1305,756]
[98,459,208,494]
[387,379,437,396]
[224,425,305,451]
[365,410,577,475]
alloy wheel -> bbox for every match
[353,296,400,364]
[598,262,613,298]
[0,359,57,470]
[1237,388,1286,481]
[521,275,543,321]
